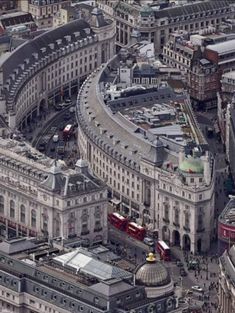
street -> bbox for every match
[109,225,219,312]
[21,99,79,167]
[195,111,230,219]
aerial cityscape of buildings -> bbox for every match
[0,0,235,312]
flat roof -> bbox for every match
[207,39,235,55]
[54,248,132,281]
[222,71,235,80]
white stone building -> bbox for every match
[0,139,108,245]
[97,0,234,53]
[76,56,215,254]
[0,7,115,130]
[218,245,235,313]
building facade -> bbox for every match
[0,139,108,245]
[20,0,71,29]
[218,245,235,313]
[76,55,215,254]
[98,0,235,53]
[0,8,115,130]
[188,58,219,109]
[0,249,185,313]
[218,198,235,254]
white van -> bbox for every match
[52,134,59,143]
[143,237,154,246]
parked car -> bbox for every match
[191,286,204,293]
[143,237,154,246]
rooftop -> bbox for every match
[77,55,207,175]
[154,0,233,19]
[206,38,235,55]
[0,18,95,87]
[219,198,235,227]
[0,138,105,196]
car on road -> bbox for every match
[191,286,204,293]
[178,298,187,305]
[69,106,75,113]
[176,260,184,267]
[188,260,199,270]
[57,141,65,155]
[64,112,71,121]
[180,268,187,276]
[64,98,72,105]
[185,290,193,296]
[143,237,154,246]
[38,142,46,152]
[53,134,59,143]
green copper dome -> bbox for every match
[179,157,204,174]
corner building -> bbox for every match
[218,245,235,313]
[0,139,108,245]
[98,0,234,53]
[76,56,215,254]
[0,8,115,130]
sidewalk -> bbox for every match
[171,246,219,313]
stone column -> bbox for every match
[5,219,8,239]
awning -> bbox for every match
[110,198,121,205]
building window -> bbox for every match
[0,196,4,214]
[20,205,26,223]
[185,212,189,228]
[10,200,15,218]
[31,209,36,228]
[198,214,203,229]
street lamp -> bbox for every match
[206,257,209,280]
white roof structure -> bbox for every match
[207,39,235,55]
[53,248,132,281]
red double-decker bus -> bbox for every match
[108,212,128,231]
[157,240,171,261]
[63,124,73,140]
[126,222,146,241]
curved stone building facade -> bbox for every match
[218,198,235,254]
[76,55,215,254]
[0,8,115,130]
[98,0,234,53]
[218,245,235,313]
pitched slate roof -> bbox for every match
[154,0,233,19]
[1,19,93,81]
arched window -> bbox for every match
[20,205,25,223]
[0,196,4,214]
[10,200,15,219]
[31,209,36,228]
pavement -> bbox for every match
[108,225,219,312]
[170,246,219,313]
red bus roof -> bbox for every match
[128,222,144,230]
[112,212,126,220]
[158,240,170,250]
[64,124,73,132]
